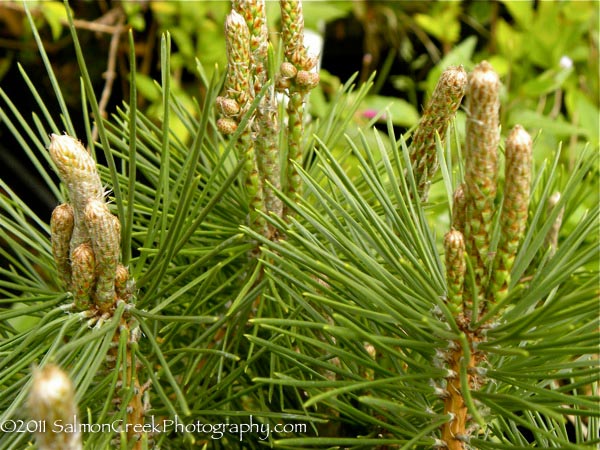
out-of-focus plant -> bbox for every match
[345,1,597,153]
[343,0,599,234]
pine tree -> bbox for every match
[0,2,598,449]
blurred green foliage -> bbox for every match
[1,0,595,235]
[1,0,597,178]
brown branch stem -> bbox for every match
[441,345,471,450]
[92,12,125,143]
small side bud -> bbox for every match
[51,203,74,288]
[115,264,131,300]
[28,365,81,450]
[275,76,292,92]
[279,61,298,79]
[295,70,320,90]
[216,117,239,135]
[452,183,466,234]
[216,96,241,116]
[71,243,95,310]
[84,199,120,310]
[444,229,466,315]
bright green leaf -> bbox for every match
[302,2,354,31]
[510,109,585,138]
[359,96,419,127]
[414,3,462,45]
[135,74,161,102]
[495,18,524,61]
[566,89,600,145]
[501,0,534,30]
[39,1,68,40]
[519,67,574,98]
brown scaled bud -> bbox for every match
[280,61,298,79]
[217,117,239,135]
[71,243,95,310]
[452,183,466,234]
[51,203,74,288]
[84,199,120,311]
[295,70,320,90]
[444,229,466,315]
[115,264,131,301]
[276,76,292,92]
[216,96,241,117]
